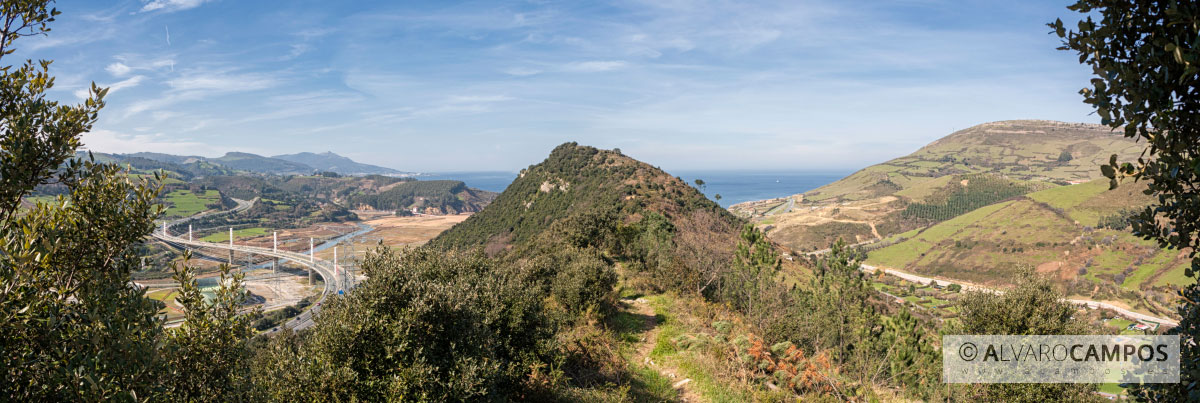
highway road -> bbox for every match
[858,263,1179,327]
[801,243,1179,327]
[153,198,351,331]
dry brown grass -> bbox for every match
[309,214,470,261]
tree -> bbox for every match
[0,3,252,400]
[721,224,780,320]
[1052,2,1200,399]
[881,309,938,398]
[674,209,736,296]
[955,269,1095,401]
[273,247,558,401]
[1057,150,1072,162]
[693,178,705,191]
[0,2,166,399]
[804,239,882,374]
[160,257,256,401]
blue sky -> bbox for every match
[21,0,1097,172]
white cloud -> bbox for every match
[80,129,222,156]
[446,95,513,104]
[151,58,177,71]
[561,60,628,73]
[140,0,213,13]
[166,72,278,92]
[106,62,132,77]
[117,71,280,119]
[503,67,542,76]
[73,75,146,99]
[283,44,310,60]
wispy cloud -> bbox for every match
[118,70,281,119]
[106,62,132,77]
[139,0,214,13]
[166,71,279,92]
[73,75,146,99]
[503,67,542,76]
[80,129,223,156]
[283,44,310,60]
[561,61,628,73]
[446,95,513,104]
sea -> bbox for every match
[418,170,850,208]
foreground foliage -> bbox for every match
[250,248,561,401]
[1054,1,1200,399]
[955,270,1098,402]
[0,3,250,400]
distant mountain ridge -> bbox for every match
[272,151,406,175]
[211,152,313,175]
[101,150,408,177]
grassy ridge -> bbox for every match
[803,120,1141,203]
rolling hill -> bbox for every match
[211,152,314,175]
[866,178,1182,318]
[123,152,205,165]
[732,120,1146,253]
[801,120,1143,203]
[430,142,743,257]
[350,179,496,214]
[731,119,1182,320]
[272,151,408,176]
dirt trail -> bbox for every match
[627,297,701,402]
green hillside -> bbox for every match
[350,180,496,214]
[430,142,742,252]
[734,120,1148,254]
[804,120,1142,202]
[867,179,1183,317]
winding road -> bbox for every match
[153,198,352,331]
[858,263,1179,327]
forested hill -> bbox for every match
[350,180,497,214]
[430,142,743,253]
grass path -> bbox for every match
[624,296,701,402]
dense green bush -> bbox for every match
[551,252,617,314]
[954,269,1096,401]
[255,247,559,401]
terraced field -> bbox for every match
[865,179,1186,318]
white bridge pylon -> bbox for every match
[152,223,346,298]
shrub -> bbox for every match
[551,253,617,314]
[282,247,558,401]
